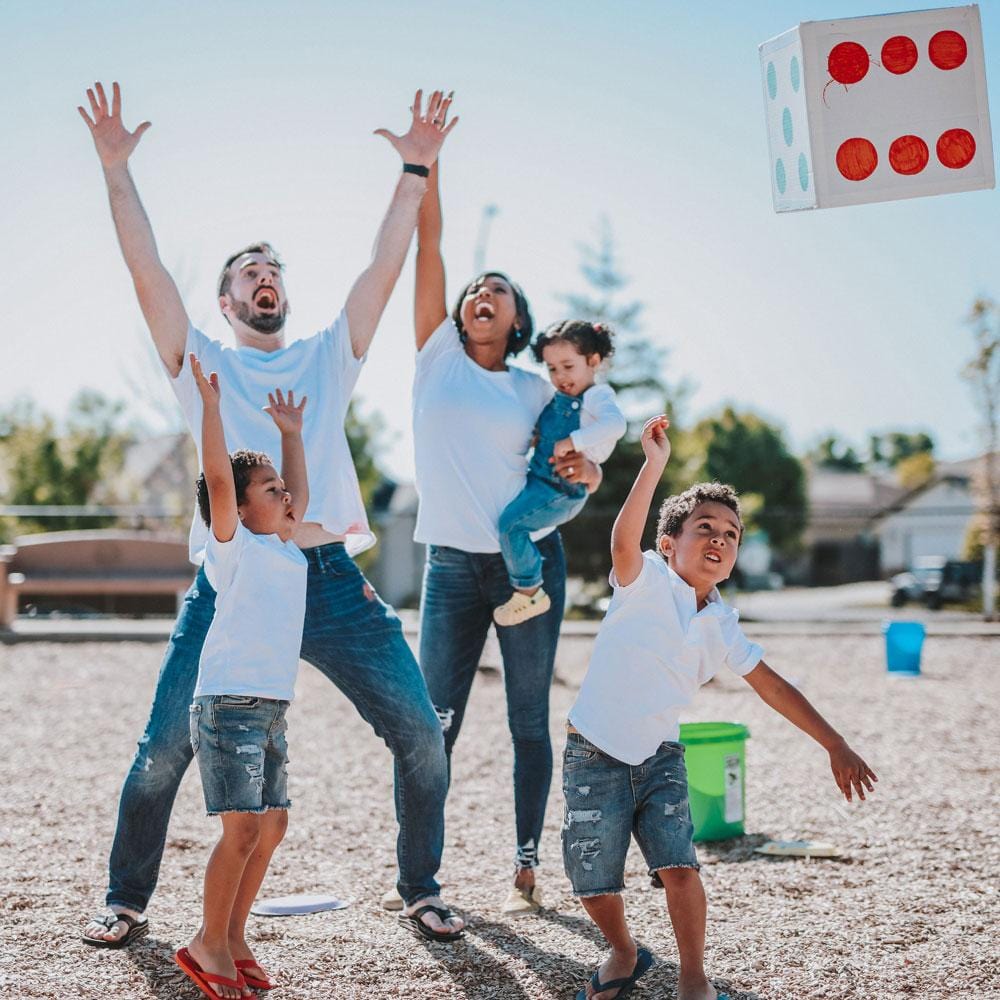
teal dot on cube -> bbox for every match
[775,158,787,194]
[767,62,777,99]
[782,108,793,146]
[798,152,809,191]
[790,56,801,92]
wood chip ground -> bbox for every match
[2,632,997,998]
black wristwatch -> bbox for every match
[402,163,430,177]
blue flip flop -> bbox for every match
[575,947,653,999]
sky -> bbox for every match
[4,0,998,479]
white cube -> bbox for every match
[760,4,994,211]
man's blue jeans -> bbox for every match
[498,473,587,590]
[106,542,447,911]
[418,531,566,870]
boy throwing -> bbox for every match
[563,416,877,1000]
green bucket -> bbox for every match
[679,722,750,841]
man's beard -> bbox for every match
[231,297,288,335]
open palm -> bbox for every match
[78,81,151,169]
[374,89,458,167]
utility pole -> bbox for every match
[473,204,499,275]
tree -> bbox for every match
[556,219,689,583]
[871,430,935,467]
[690,407,808,555]
[0,391,132,537]
[810,435,865,471]
[963,298,1000,620]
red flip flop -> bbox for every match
[174,947,247,999]
[234,959,275,991]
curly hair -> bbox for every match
[655,482,744,551]
[196,449,273,527]
[452,271,534,358]
[531,319,615,364]
[217,242,284,298]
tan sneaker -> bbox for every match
[380,887,404,911]
[493,589,551,627]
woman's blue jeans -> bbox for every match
[105,542,448,911]
[418,531,566,870]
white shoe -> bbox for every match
[493,589,551,627]
[380,887,404,911]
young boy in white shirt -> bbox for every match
[563,415,877,1000]
[175,355,309,1000]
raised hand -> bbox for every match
[374,89,458,168]
[189,354,220,408]
[264,389,307,435]
[78,81,151,170]
[640,415,671,466]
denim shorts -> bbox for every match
[561,731,699,897]
[189,695,291,816]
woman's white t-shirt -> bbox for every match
[412,318,554,552]
[169,311,373,562]
[570,551,764,765]
[196,521,308,701]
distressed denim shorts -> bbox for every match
[189,695,291,816]
[561,731,699,897]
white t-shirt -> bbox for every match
[570,551,764,765]
[413,318,554,552]
[196,522,308,701]
[169,312,372,563]
[570,384,627,464]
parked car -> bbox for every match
[890,556,982,609]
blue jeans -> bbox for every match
[498,473,588,589]
[561,732,699,897]
[418,531,566,869]
[106,542,447,910]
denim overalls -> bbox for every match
[498,392,589,589]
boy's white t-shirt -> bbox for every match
[168,311,372,563]
[196,521,307,701]
[570,551,764,765]
[412,318,554,552]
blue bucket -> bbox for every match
[883,621,925,676]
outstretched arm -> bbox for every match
[415,160,447,349]
[190,355,237,542]
[346,90,458,360]
[743,661,878,802]
[610,416,671,587]
[264,390,309,524]
[79,82,190,377]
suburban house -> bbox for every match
[873,459,980,574]
[787,465,907,586]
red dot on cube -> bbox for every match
[836,137,878,181]
[928,30,967,70]
[881,35,918,74]
[828,42,870,84]
[888,135,929,175]
[936,128,976,168]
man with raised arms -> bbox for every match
[78,81,465,953]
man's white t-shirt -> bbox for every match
[169,311,372,563]
[570,551,764,765]
[196,522,307,701]
[412,318,554,552]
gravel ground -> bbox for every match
[2,631,998,999]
